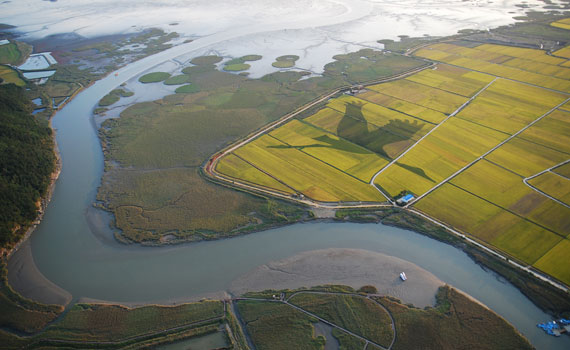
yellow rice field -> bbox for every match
[358,90,447,124]
[552,46,570,59]
[554,162,570,178]
[528,171,570,206]
[404,64,494,97]
[517,109,570,154]
[233,134,383,202]
[551,17,570,31]
[534,240,570,285]
[485,137,568,177]
[415,183,562,265]
[216,153,294,194]
[269,119,389,182]
[415,43,570,93]
[455,79,567,134]
[366,79,468,114]
[374,117,506,197]
[450,160,570,236]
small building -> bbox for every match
[396,194,414,206]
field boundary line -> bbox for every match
[369,77,498,187]
[409,96,570,206]
[523,159,570,208]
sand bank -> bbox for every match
[230,248,443,308]
[7,241,71,306]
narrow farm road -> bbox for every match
[523,159,570,209]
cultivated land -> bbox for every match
[212,28,570,288]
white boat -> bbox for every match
[400,272,407,281]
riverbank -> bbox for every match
[337,208,570,317]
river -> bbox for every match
[6,15,570,350]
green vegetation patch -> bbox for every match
[0,85,56,249]
[98,88,134,106]
[0,65,25,87]
[272,55,300,68]
[174,83,200,93]
[0,43,21,65]
[237,300,325,350]
[164,74,191,85]
[0,41,31,65]
[138,72,171,83]
[375,286,533,350]
[289,293,394,348]
[223,63,251,72]
[190,55,223,66]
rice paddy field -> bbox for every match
[214,42,570,285]
[407,43,570,285]
[551,17,570,31]
[415,43,570,93]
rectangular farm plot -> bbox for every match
[528,171,570,206]
[215,153,294,194]
[367,79,468,114]
[551,18,570,31]
[554,162,570,178]
[374,117,507,197]
[456,79,567,134]
[269,119,389,182]
[553,46,570,59]
[358,90,447,124]
[315,96,434,158]
[501,57,570,80]
[486,137,568,177]
[474,43,566,65]
[534,239,570,285]
[451,160,570,236]
[405,64,494,97]
[518,109,570,154]
[233,134,383,202]
[415,183,562,265]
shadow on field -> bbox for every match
[337,101,425,159]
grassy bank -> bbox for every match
[235,285,532,349]
[0,299,229,350]
[376,286,533,350]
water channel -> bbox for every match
[7,21,570,350]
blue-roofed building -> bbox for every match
[396,194,415,206]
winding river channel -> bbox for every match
[6,19,570,350]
